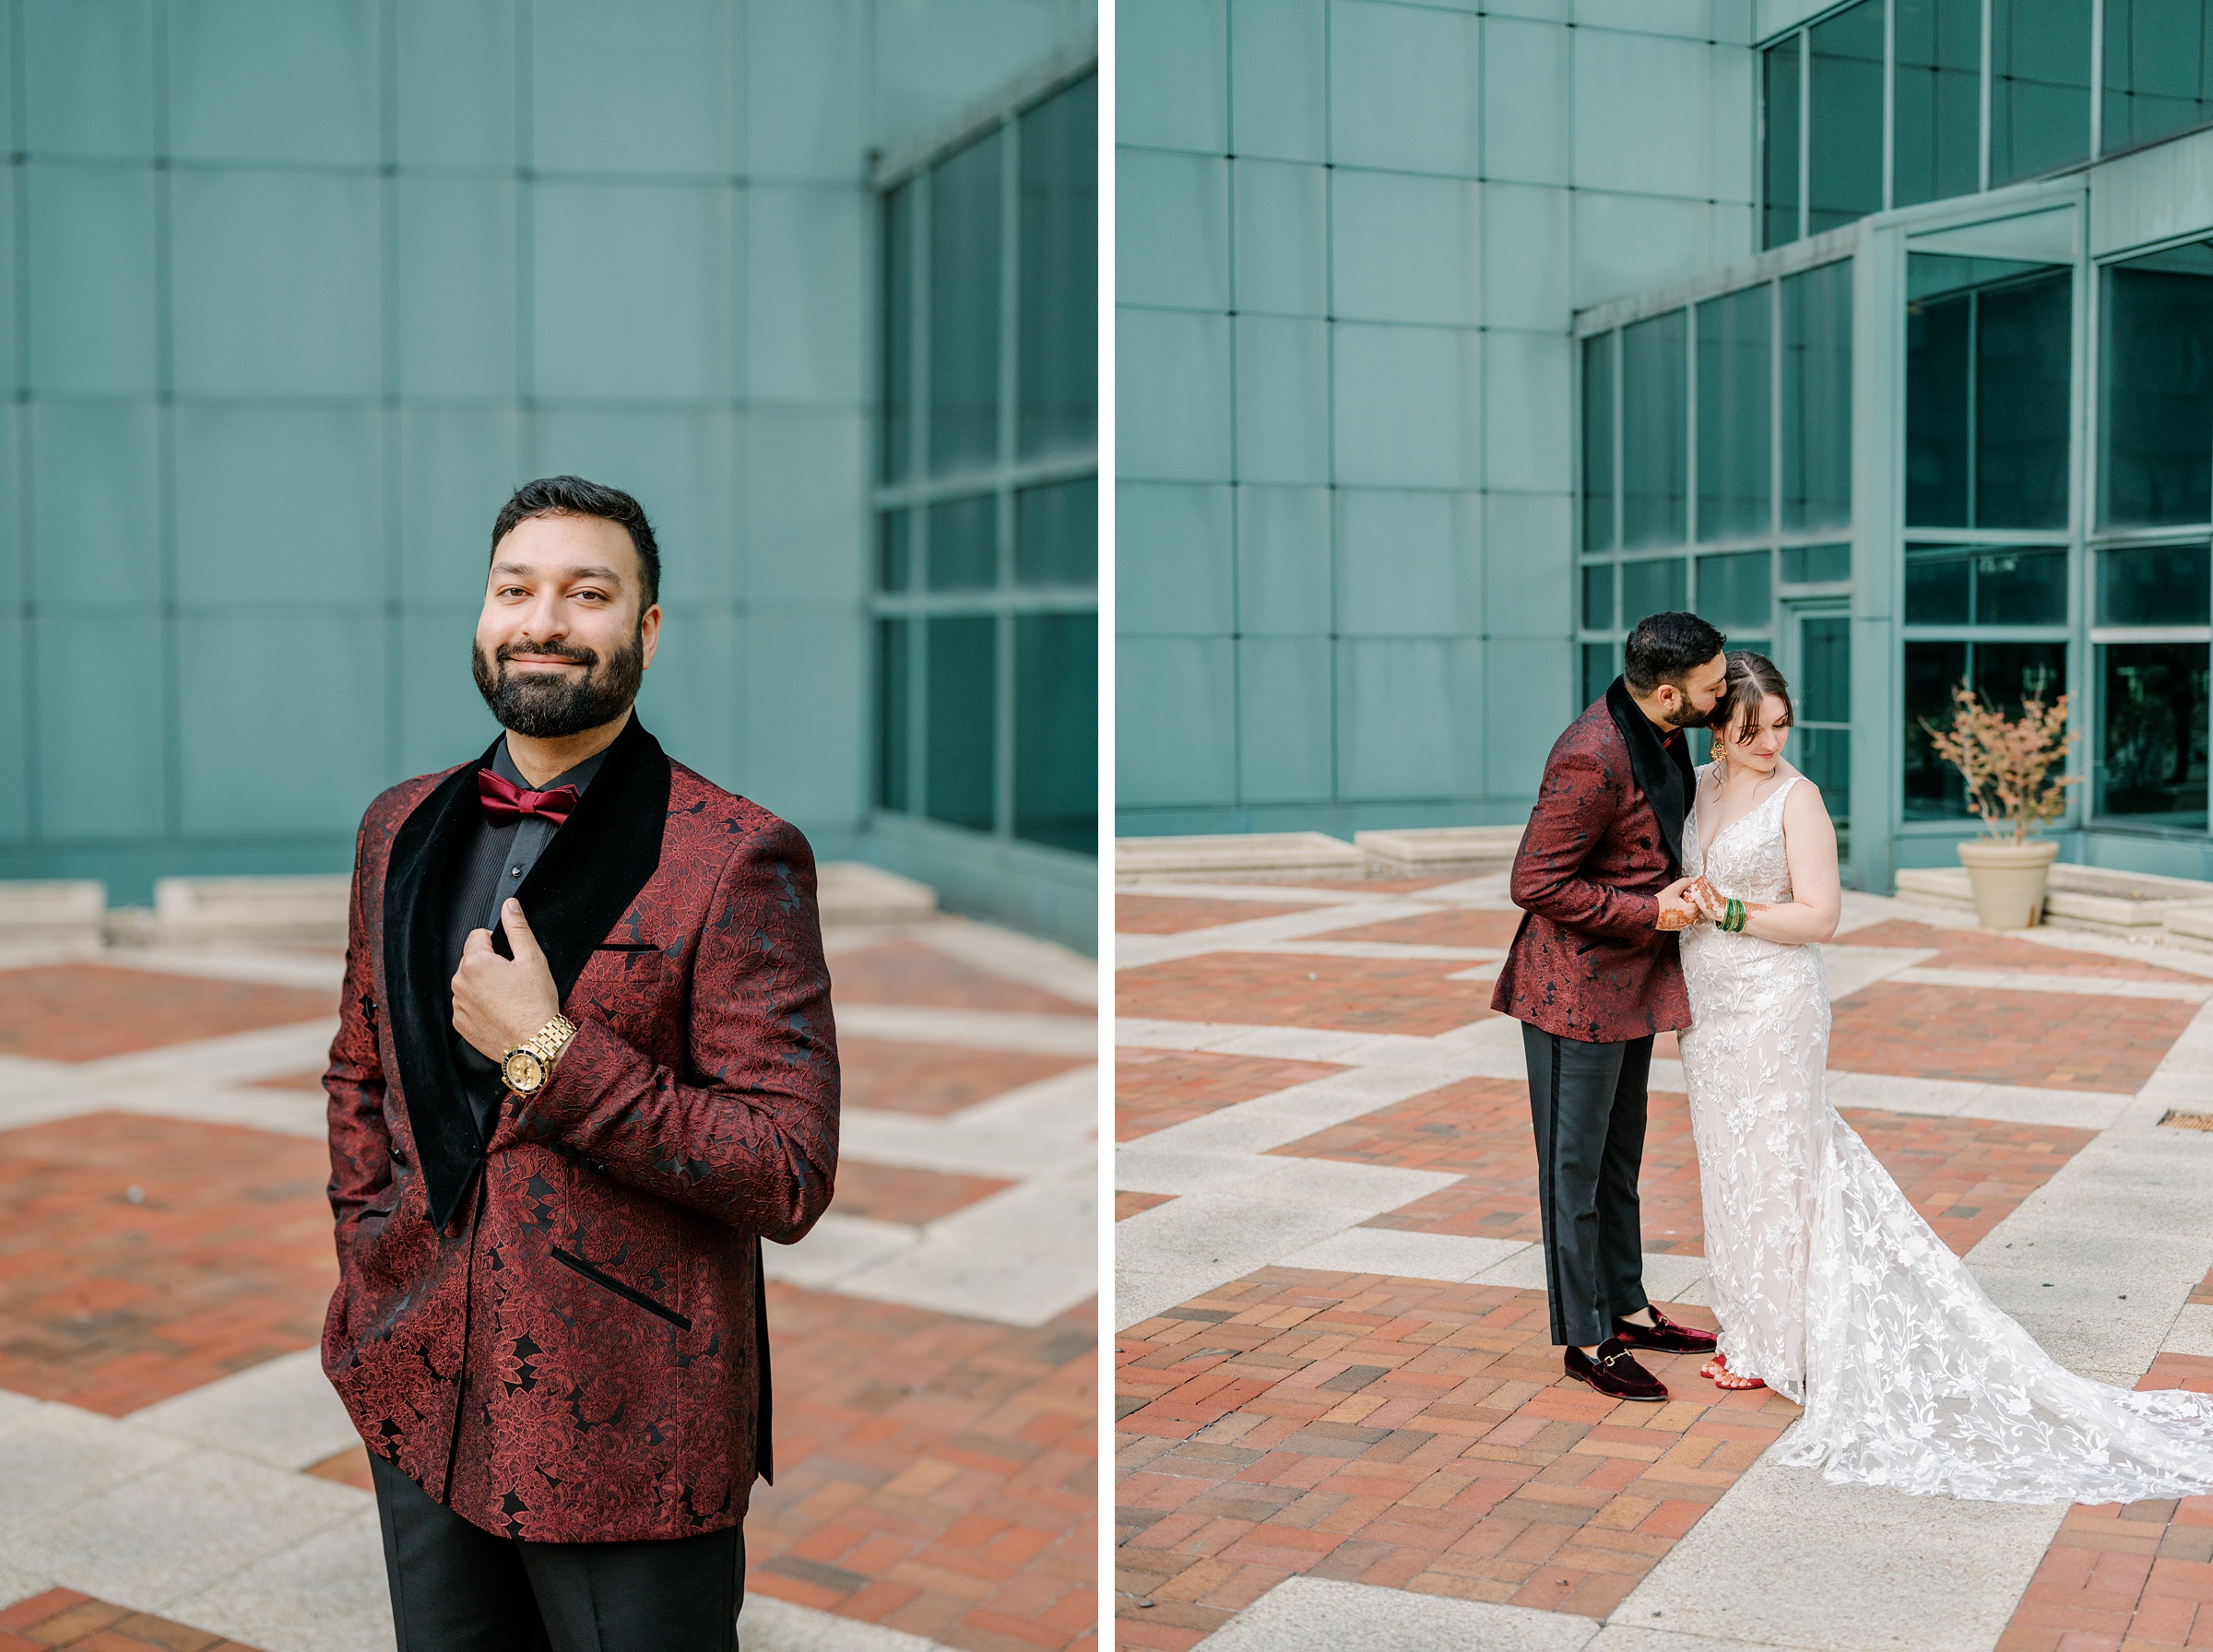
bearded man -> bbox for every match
[320,475,839,1650]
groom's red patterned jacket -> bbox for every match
[1491,694,1692,1043]
[319,715,838,1542]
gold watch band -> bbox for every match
[530,1013,578,1069]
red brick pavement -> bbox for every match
[1118,1193,1177,1221]
[0,1112,337,1413]
[831,942,1083,1015]
[1848,919,2206,982]
[751,1284,1096,1652]
[1997,1354,2213,1652]
[1272,1079,2094,1261]
[1116,1049,1348,1142]
[1117,897,1324,935]
[1116,954,1497,1038]
[304,1444,375,1492]
[1830,983,2197,1093]
[1115,1270,1790,1646]
[0,965,335,1062]
[834,1162,1013,1226]
[0,1590,265,1651]
[1320,911,1524,950]
[844,1039,1091,1117]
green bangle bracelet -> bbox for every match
[1724,898,1746,933]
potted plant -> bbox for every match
[1922,680,2081,930]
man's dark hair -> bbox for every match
[1622,610,1726,693]
[491,475,660,609]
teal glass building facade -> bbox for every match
[1117,0,2213,895]
[0,0,1097,950]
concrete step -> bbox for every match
[1115,831,1368,884]
[0,879,107,948]
[817,861,939,926]
[1897,860,2213,942]
[153,875,350,947]
[1355,825,1522,876]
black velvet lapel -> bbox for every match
[384,739,504,1233]
[384,716,671,1234]
[497,714,670,1003]
[1605,677,1698,874]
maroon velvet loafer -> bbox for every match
[1611,1304,1719,1355]
[1563,1338,1668,1402]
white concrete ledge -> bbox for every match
[1116,832,1368,884]
[1354,825,1523,875]
[0,879,106,950]
[153,876,350,948]
[818,862,939,927]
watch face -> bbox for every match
[503,1048,546,1092]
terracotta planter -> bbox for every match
[1956,837,2061,930]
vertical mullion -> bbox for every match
[911,168,931,819]
[1611,329,1623,551]
[1687,303,1699,549]
[1799,30,1811,243]
[995,114,1019,841]
[1882,0,1896,210]
[9,0,30,840]
[153,0,181,844]
[1980,0,1994,191]
[2089,0,2104,158]
[1966,292,1979,530]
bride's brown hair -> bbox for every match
[1710,650,1793,762]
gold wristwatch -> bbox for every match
[502,1013,578,1098]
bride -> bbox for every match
[1673,648,2213,1503]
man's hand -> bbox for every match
[1655,876,1701,930]
[452,899,562,1062]
[1688,876,1729,923]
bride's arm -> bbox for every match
[1732,782,1841,945]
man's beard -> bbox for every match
[1662,694,1729,733]
[471,631,644,738]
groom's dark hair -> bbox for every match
[1623,611,1726,693]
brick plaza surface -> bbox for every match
[1849,918,2207,980]
[1318,909,1525,949]
[1997,1354,2213,1652]
[2,936,1098,1652]
[844,1038,1090,1116]
[0,965,336,1061]
[0,1589,265,1651]
[750,1287,1095,1651]
[1116,1271,1790,1646]
[1115,953,1498,1038]
[1275,1078,2095,1260]
[1115,896,1326,935]
[1116,1048,1348,1142]
[1829,981,2199,1093]
[1118,1192,1177,1222]
[0,1112,337,1413]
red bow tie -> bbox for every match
[478,769,580,828]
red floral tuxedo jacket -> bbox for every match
[319,715,839,1542]
[1491,683,1695,1044]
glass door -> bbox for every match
[1784,602,1852,856]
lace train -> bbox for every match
[1681,768,2213,1503]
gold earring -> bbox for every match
[1710,732,1727,763]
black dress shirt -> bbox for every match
[441,738,610,1139]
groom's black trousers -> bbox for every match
[1521,1024,1653,1347]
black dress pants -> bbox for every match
[371,1455,744,1652]
[1521,1022,1653,1347]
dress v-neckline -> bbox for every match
[1697,770,1796,863]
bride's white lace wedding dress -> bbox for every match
[1679,764,2213,1503]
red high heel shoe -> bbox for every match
[1700,1351,1764,1390]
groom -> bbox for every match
[321,476,839,1647]
[1493,612,1729,1402]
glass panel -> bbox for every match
[1013,611,1096,853]
[2099,643,2208,826]
[2100,544,2212,624]
[1781,262,1852,533]
[1621,557,1688,620]
[1904,549,1973,622]
[1895,0,1983,207]
[1906,279,1972,526]
[1581,562,1615,631]
[882,183,914,484]
[1696,549,1771,630]
[1621,310,1687,548]
[2103,0,2213,155]
[1015,477,1095,586]
[1697,286,1771,542]
[2101,243,2213,528]
[1905,640,2069,817]
[1781,542,1852,583]
[929,129,1002,475]
[875,619,911,812]
[1582,332,1616,550]
[1976,271,2072,528]
[927,492,998,592]
[1975,546,2069,622]
[877,509,911,593]
[1764,36,1803,250]
[1797,612,1852,824]
[926,615,997,832]
[1018,76,1096,460]
[1904,638,1970,816]
[1807,0,1885,234]
[1991,0,2093,186]
[1581,642,1618,705]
